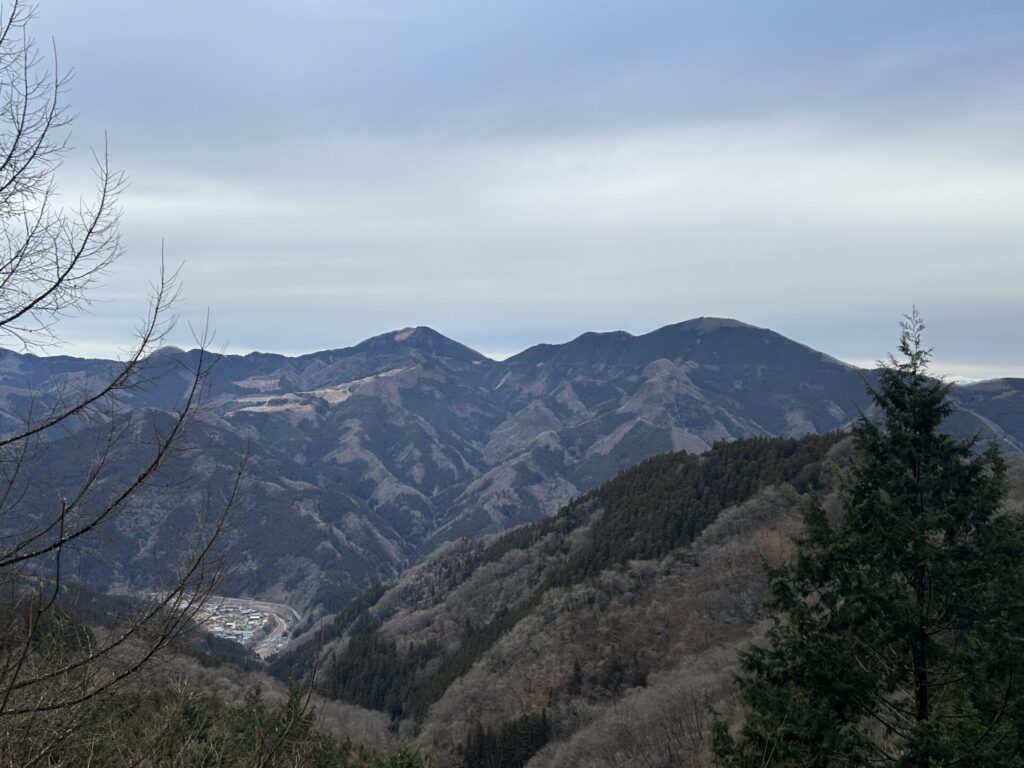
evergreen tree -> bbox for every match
[716,310,1024,766]
[567,658,583,696]
[461,712,551,768]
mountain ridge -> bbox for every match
[22,317,1011,387]
[6,318,872,372]
[1,318,1021,617]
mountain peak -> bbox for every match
[504,316,845,370]
[353,326,489,363]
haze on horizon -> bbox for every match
[32,1,1024,381]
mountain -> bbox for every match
[1,319,1021,615]
[273,436,1024,766]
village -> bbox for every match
[197,597,299,659]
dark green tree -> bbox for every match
[461,711,551,768]
[567,658,584,696]
[716,310,1024,767]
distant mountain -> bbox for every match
[1,319,1021,615]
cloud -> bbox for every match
[31,1,1024,378]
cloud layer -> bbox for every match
[37,1,1024,377]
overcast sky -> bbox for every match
[32,1,1024,378]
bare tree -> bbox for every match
[0,3,240,764]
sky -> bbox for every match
[29,1,1024,379]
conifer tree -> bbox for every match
[716,310,1024,766]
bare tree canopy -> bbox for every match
[0,0,124,350]
[0,3,240,764]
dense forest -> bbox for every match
[296,433,843,728]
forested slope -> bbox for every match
[274,433,855,765]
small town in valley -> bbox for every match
[196,596,300,659]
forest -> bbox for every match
[304,432,844,726]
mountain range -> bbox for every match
[2,318,1022,614]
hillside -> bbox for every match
[273,434,843,764]
[274,435,1024,766]
[1,320,1021,616]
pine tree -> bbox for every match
[716,310,1024,766]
